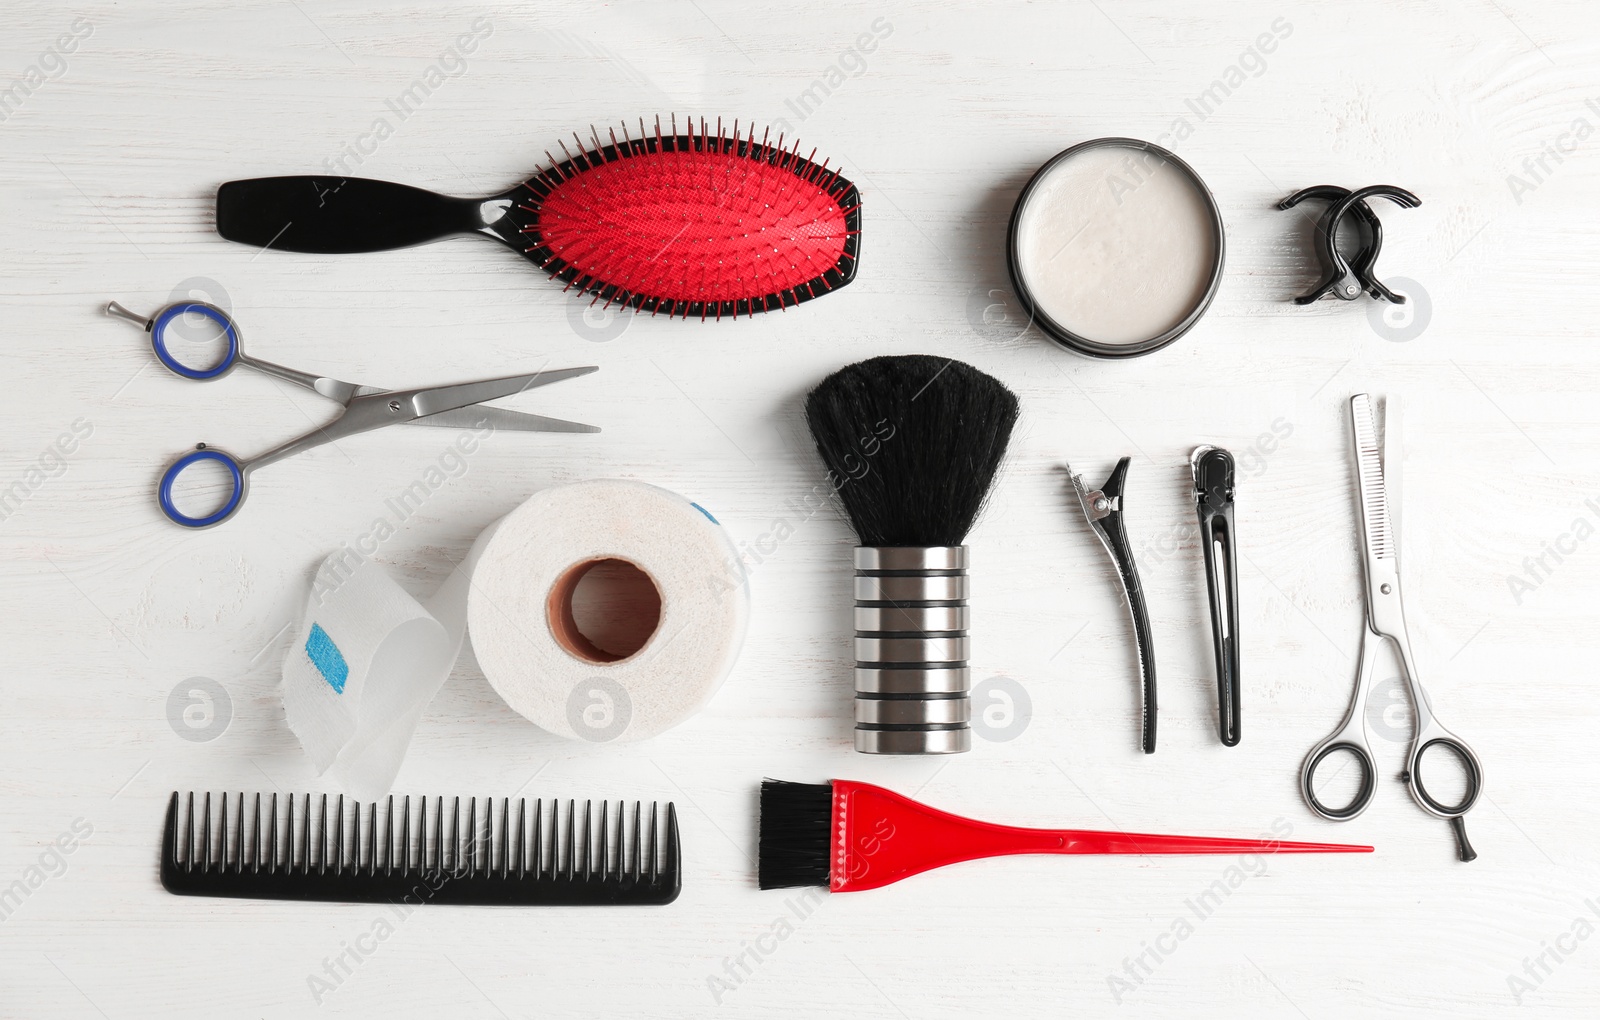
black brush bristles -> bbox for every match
[757,780,834,889]
[804,356,1020,547]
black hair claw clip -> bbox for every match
[1279,184,1420,305]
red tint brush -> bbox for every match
[758,780,1372,892]
[216,116,860,321]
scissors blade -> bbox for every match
[410,404,600,433]
[405,366,598,419]
[1350,394,1394,562]
[1384,394,1402,550]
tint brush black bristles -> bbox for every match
[756,780,833,890]
[160,792,680,905]
[805,356,1020,754]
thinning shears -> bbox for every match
[109,299,599,529]
[1300,394,1483,861]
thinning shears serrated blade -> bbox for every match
[1350,394,1393,562]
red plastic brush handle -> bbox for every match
[828,780,1372,892]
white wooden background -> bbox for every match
[2,1,1596,1016]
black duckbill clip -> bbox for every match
[1278,184,1420,305]
[1068,458,1156,754]
[1191,446,1240,746]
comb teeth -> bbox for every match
[160,793,680,905]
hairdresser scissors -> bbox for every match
[1300,394,1483,861]
[108,299,599,529]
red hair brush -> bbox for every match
[216,116,860,320]
[758,780,1371,892]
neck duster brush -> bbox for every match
[805,355,1019,754]
[759,780,1372,892]
[215,116,860,321]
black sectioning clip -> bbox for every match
[1278,185,1420,305]
[1191,447,1240,747]
[1068,458,1157,754]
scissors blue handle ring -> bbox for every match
[1301,738,1377,821]
[158,448,245,528]
[150,303,238,380]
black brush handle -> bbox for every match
[216,176,483,253]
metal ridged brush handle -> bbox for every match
[159,792,680,905]
[853,546,971,754]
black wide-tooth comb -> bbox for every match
[159,792,680,905]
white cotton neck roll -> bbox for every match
[282,480,748,801]
[1012,143,1219,348]
[467,480,749,743]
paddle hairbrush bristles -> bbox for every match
[215,115,860,322]
[520,116,860,320]
[805,355,1019,547]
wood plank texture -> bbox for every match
[0,1,1595,1016]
